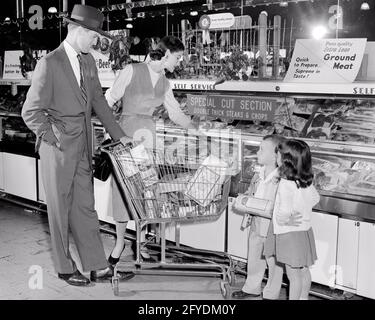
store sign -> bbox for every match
[284,38,367,83]
[90,29,130,86]
[199,13,235,30]
[172,80,216,91]
[187,94,277,122]
[3,50,46,80]
[353,86,375,95]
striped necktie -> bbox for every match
[77,54,87,104]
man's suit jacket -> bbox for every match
[22,43,124,167]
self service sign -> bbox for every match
[187,94,277,122]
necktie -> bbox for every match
[77,54,87,104]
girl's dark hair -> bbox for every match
[149,36,185,61]
[277,139,314,188]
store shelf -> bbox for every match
[4,77,375,97]
[169,79,375,96]
[0,78,31,86]
[0,111,22,117]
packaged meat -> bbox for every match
[293,101,317,114]
[352,161,375,171]
[312,157,341,172]
[348,181,375,197]
[364,172,375,183]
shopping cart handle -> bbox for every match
[100,139,133,152]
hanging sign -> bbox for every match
[90,29,130,86]
[284,38,367,83]
[199,13,235,30]
[187,94,277,122]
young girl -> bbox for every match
[264,139,320,300]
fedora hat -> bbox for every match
[64,4,112,39]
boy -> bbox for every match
[232,135,284,299]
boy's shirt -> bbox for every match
[244,167,279,237]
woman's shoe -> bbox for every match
[108,243,125,266]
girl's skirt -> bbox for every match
[264,221,317,268]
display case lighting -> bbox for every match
[312,25,327,39]
[279,1,288,6]
[48,7,57,13]
[190,11,198,16]
[361,2,370,10]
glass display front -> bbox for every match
[311,149,375,198]
[241,139,375,200]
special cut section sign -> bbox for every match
[187,94,277,122]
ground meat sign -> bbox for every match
[187,94,277,122]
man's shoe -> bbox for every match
[58,270,90,286]
[231,290,260,299]
[90,265,135,282]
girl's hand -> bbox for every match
[241,196,249,206]
[277,211,303,226]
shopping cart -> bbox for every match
[101,141,235,298]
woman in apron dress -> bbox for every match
[104,36,196,264]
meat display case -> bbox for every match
[242,136,375,222]
[166,81,375,298]
[168,79,375,221]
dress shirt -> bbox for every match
[63,40,81,86]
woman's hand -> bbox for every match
[120,135,133,147]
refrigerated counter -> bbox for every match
[165,79,375,299]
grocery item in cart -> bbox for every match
[130,144,159,188]
[185,155,228,207]
[158,172,192,194]
[144,189,159,219]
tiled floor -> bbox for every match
[0,200,321,300]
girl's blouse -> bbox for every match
[273,178,320,235]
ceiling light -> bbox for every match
[4,17,10,22]
[312,25,327,39]
[279,1,288,7]
[190,11,198,16]
[361,2,370,10]
[48,7,57,13]
[126,23,133,28]
[125,17,133,21]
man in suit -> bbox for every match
[22,4,134,286]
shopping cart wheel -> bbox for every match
[112,276,119,296]
[220,281,230,299]
[227,270,236,286]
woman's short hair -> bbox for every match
[277,139,314,188]
[149,36,185,61]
